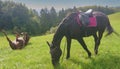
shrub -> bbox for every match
[45,26,58,34]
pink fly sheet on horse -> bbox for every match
[88,17,97,27]
[76,12,97,27]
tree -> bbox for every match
[58,8,65,23]
[40,8,50,33]
[50,7,58,26]
[0,0,41,35]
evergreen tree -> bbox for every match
[50,7,57,26]
[40,8,50,33]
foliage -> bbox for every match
[46,26,58,34]
[0,0,40,35]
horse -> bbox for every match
[47,11,118,66]
[2,30,30,50]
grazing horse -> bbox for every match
[2,31,30,50]
[47,11,118,66]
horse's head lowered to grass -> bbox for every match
[47,41,62,66]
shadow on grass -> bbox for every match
[56,53,120,69]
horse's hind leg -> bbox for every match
[66,37,71,59]
[94,31,104,55]
[77,38,91,57]
[93,33,99,55]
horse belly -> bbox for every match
[18,37,24,40]
[70,27,97,38]
[12,40,19,45]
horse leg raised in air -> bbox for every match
[47,10,118,66]
[2,30,25,50]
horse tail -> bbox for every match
[105,18,119,36]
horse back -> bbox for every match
[60,11,108,38]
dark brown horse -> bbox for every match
[47,11,118,66]
[2,30,30,50]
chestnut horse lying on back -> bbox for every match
[2,30,30,50]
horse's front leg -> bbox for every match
[77,38,91,57]
[66,37,71,59]
[93,33,99,55]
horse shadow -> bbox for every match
[56,53,120,69]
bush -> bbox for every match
[45,26,58,34]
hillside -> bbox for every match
[0,12,120,69]
[109,12,120,21]
[108,12,120,33]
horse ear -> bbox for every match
[46,41,51,47]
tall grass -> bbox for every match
[0,12,120,69]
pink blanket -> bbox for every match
[76,13,97,27]
[88,17,97,27]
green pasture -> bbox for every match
[0,12,120,69]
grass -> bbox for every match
[0,12,120,69]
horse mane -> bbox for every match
[60,12,76,24]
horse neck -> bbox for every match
[52,28,64,48]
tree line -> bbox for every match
[0,0,120,35]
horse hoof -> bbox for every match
[95,51,98,55]
[88,53,91,58]
[66,56,70,59]
[95,53,98,55]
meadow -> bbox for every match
[0,12,120,69]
